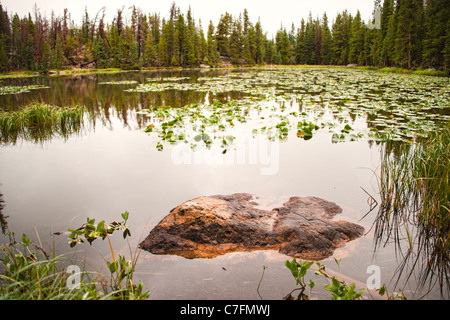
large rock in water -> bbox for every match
[139,193,364,260]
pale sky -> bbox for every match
[1,0,376,37]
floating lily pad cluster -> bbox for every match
[98,80,138,85]
[146,77,191,82]
[0,84,49,95]
[127,68,448,150]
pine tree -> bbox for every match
[302,13,316,65]
[241,9,253,64]
[276,28,291,65]
[130,41,139,66]
[254,20,265,64]
[0,2,446,72]
[384,3,398,67]
[0,35,9,72]
[137,13,148,64]
[94,36,107,68]
[10,13,21,69]
[216,12,232,57]
[185,8,198,66]
[314,19,322,65]
[206,20,218,64]
[198,21,208,64]
[331,11,352,65]
[144,29,156,66]
[422,0,450,70]
[0,4,11,49]
[149,13,161,47]
[158,19,172,66]
[378,0,395,66]
[320,13,332,65]
[296,19,305,64]
[53,34,65,68]
[230,17,243,64]
[24,35,34,70]
[229,15,243,64]
[173,13,185,66]
[445,18,450,72]
[349,11,365,65]
[0,5,11,71]
[171,27,180,66]
[265,39,278,64]
[395,0,424,69]
[109,22,121,67]
[40,40,52,72]
[81,7,90,45]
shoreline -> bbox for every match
[0,64,448,80]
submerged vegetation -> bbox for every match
[0,103,86,144]
[370,124,449,296]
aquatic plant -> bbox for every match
[98,80,138,85]
[146,76,191,82]
[370,124,449,297]
[133,68,449,151]
[0,212,149,300]
[0,84,49,95]
[284,258,364,300]
[284,258,315,300]
[0,103,86,144]
[67,211,149,300]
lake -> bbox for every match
[0,67,448,299]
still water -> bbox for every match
[0,68,447,299]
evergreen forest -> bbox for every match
[0,0,448,73]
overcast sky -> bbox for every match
[1,0,376,37]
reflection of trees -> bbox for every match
[0,192,7,235]
[0,70,242,132]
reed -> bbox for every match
[372,125,449,296]
[0,103,86,144]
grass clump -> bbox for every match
[372,124,449,296]
[0,103,86,144]
[0,232,99,300]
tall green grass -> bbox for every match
[372,125,449,296]
[0,103,86,144]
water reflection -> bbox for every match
[369,135,449,298]
[0,192,6,235]
[0,70,243,118]
[0,68,448,299]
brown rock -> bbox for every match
[139,193,364,260]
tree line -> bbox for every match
[0,0,448,73]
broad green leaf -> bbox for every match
[121,211,129,222]
[21,234,31,246]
